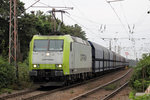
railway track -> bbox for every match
[0,89,36,100]
[101,81,129,100]
[0,68,130,100]
[71,68,132,100]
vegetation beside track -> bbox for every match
[129,53,150,100]
[0,56,31,94]
[129,92,150,100]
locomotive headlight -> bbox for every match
[33,64,37,68]
[56,64,62,68]
[46,53,50,56]
[58,64,62,68]
[33,64,39,68]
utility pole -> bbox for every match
[118,45,121,54]
[9,0,18,78]
[9,0,41,78]
[109,39,112,50]
[102,38,112,50]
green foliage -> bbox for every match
[130,53,150,92]
[0,0,25,58]
[60,24,86,40]
[134,95,150,100]
[0,0,24,18]
[0,56,16,91]
[16,59,32,89]
[104,83,118,90]
[0,56,31,93]
[129,91,150,100]
[129,93,150,100]
[0,88,12,94]
[132,80,145,92]
[129,91,136,99]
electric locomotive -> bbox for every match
[29,35,92,84]
[29,34,128,85]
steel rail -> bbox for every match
[0,70,111,100]
[22,71,116,100]
[71,68,132,100]
[18,69,127,100]
[0,89,36,100]
[101,81,129,100]
[0,68,128,100]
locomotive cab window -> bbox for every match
[49,40,64,51]
[34,40,48,51]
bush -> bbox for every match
[0,56,16,91]
[130,53,150,92]
[16,57,32,89]
[0,56,32,93]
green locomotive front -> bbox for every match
[29,34,92,84]
[29,35,73,82]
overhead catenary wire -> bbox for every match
[67,0,108,33]
[31,0,73,10]
[64,14,112,44]
[68,0,102,25]
[105,0,129,36]
[64,14,102,38]
[64,0,148,56]
[64,13,133,50]
[105,1,138,58]
[71,14,101,25]
[23,0,149,59]
[27,1,101,39]
[26,0,40,11]
[119,2,133,33]
[120,3,129,25]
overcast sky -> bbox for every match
[20,0,150,59]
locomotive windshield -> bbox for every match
[34,40,48,51]
[34,39,64,51]
[49,40,64,51]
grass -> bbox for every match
[104,82,119,90]
[0,88,13,94]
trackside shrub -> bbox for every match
[130,53,150,92]
[0,56,16,91]
[0,56,32,93]
[16,57,32,89]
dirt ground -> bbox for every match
[110,86,131,100]
[36,69,131,100]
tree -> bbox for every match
[61,24,86,40]
[0,0,25,57]
[130,54,150,92]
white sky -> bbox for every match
[20,0,150,59]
